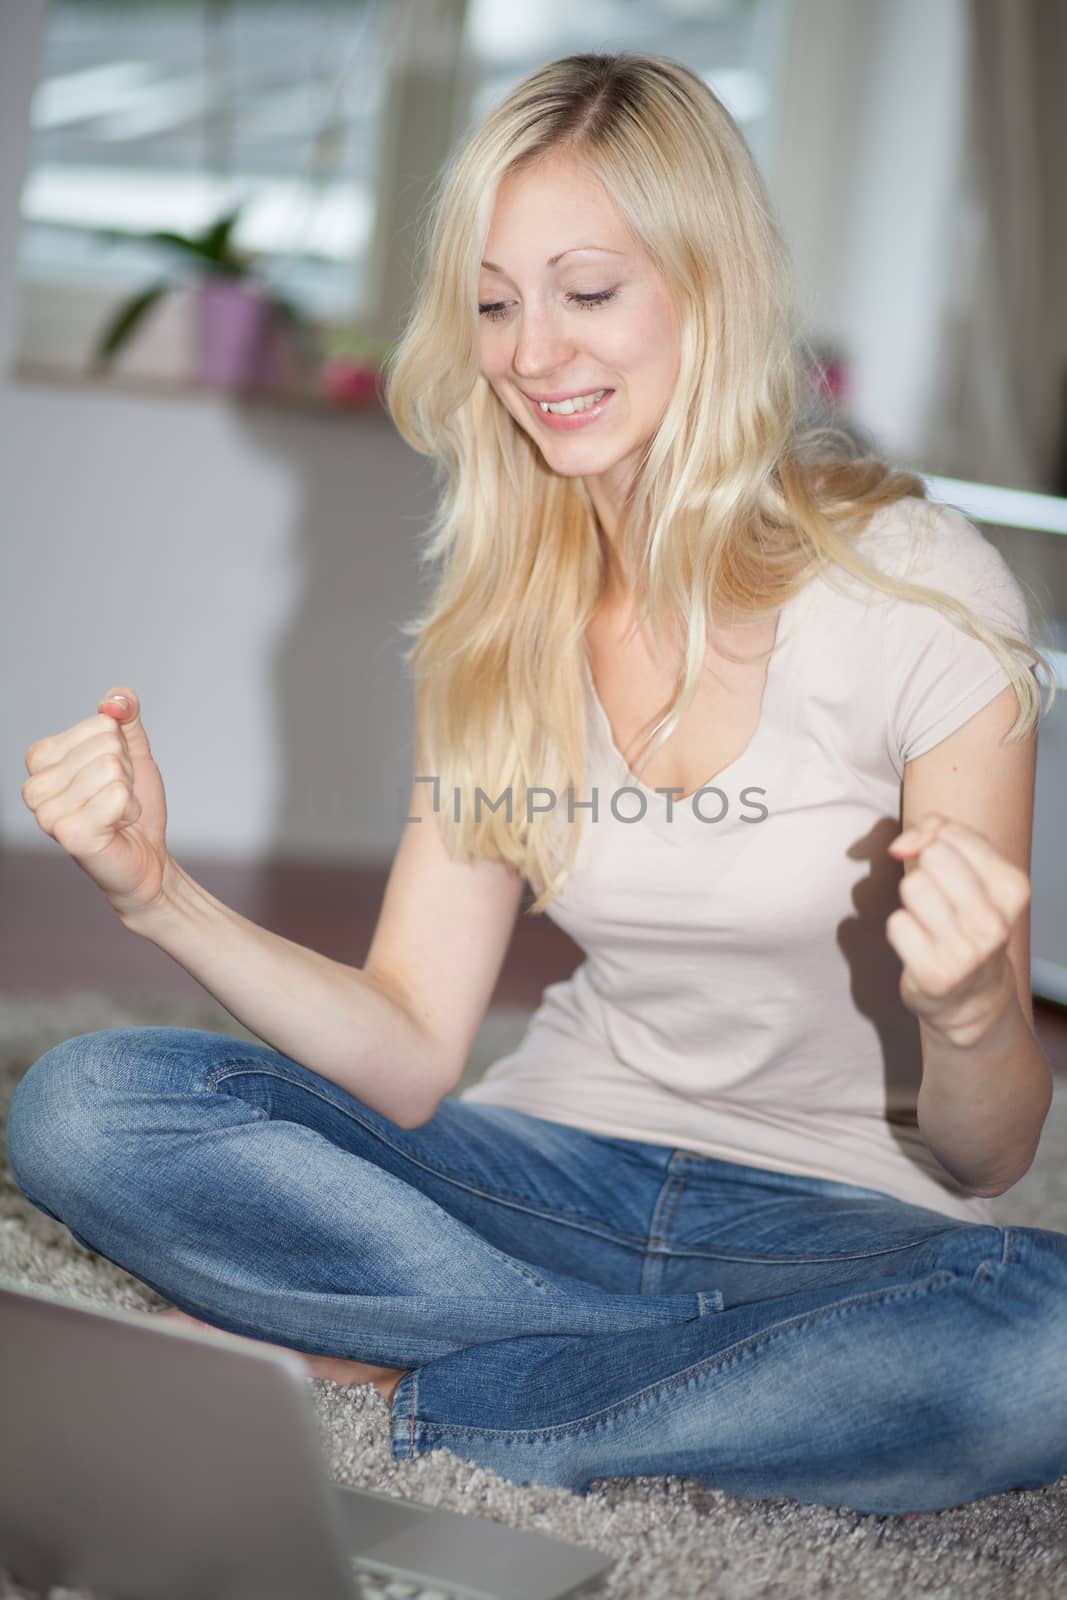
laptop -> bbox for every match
[0,1280,615,1600]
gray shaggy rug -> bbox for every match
[2,992,1066,1600]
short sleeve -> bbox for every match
[876,500,1032,775]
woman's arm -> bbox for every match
[120,774,524,1131]
[888,683,1053,1197]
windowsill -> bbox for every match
[9,356,388,421]
[9,275,388,420]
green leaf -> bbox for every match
[144,229,240,272]
[200,203,245,263]
[90,281,172,370]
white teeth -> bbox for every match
[538,389,608,415]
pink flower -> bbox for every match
[321,357,381,407]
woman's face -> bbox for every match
[478,153,681,510]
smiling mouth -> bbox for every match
[528,388,610,413]
[521,388,616,427]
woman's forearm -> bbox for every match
[916,991,1054,1197]
[117,856,449,1129]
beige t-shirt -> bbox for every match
[459,497,1035,1223]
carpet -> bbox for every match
[1,992,1066,1600]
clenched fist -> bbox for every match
[22,688,173,922]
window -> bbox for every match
[461,0,784,186]
[14,0,404,390]
[21,0,395,317]
[11,0,784,398]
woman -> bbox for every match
[10,53,1065,1514]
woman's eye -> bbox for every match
[477,289,618,322]
[567,289,618,311]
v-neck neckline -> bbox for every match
[581,577,815,842]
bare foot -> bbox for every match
[153,1307,410,1405]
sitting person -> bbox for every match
[10,50,1063,1516]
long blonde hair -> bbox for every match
[383,51,1055,912]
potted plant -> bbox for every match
[90,201,316,391]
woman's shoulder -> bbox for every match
[854,492,992,572]
[843,494,1028,631]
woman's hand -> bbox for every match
[22,687,174,921]
[886,812,1030,1046]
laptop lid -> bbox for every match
[0,1281,615,1600]
[0,1279,364,1599]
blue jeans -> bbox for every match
[6,1026,1067,1515]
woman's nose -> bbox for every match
[511,311,576,376]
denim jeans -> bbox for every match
[6,1025,1067,1515]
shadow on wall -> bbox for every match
[222,396,439,868]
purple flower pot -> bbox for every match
[194,277,286,390]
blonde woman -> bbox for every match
[11,53,1066,1515]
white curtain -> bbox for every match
[928,0,1067,492]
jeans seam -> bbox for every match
[204,1063,966,1269]
[647,1154,689,1251]
[405,1269,960,1444]
[206,1061,665,1294]
[654,1230,963,1266]
[640,1153,689,1294]
[203,1060,658,1254]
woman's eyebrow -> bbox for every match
[480,246,626,275]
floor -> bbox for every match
[4,848,1066,1076]
[0,849,581,1009]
